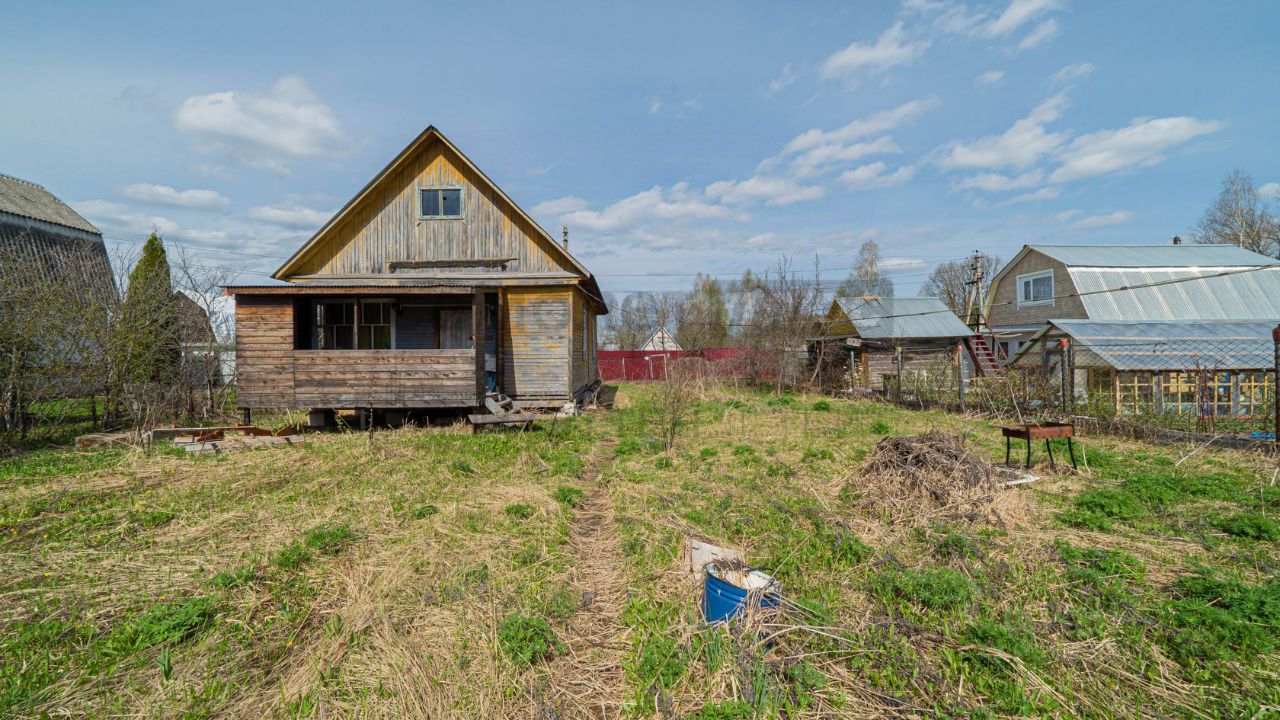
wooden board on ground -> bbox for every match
[181,435,306,455]
[467,412,539,432]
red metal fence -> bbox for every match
[598,349,751,382]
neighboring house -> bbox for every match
[813,296,975,391]
[991,243,1280,420]
[984,244,1280,356]
[639,327,681,352]
[0,173,115,305]
[226,126,606,418]
[174,291,228,387]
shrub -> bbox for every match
[1213,512,1280,541]
[553,486,586,508]
[504,503,535,520]
[497,613,560,664]
[304,523,358,555]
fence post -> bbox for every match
[1059,338,1072,416]
[957,340,966,411]
[1273,324,1279,443]
[895,347,904,404]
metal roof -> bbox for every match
[0,173,100,235]
[1011,320,1277,370]
[833,296,974,339]
[1068,266,1280,321]
[1031,244,1273,268]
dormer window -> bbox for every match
[1017,270,1054,306]
[420,187,463,219]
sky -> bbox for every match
[3,0,1279,296]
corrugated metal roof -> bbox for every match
[1012,320,1277,370]
[0,174,100,234]
[1032,244,1272,268]
[834,296,973,339]
[1068,267,1280,321]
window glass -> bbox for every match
[441,189,461,216]
[422,189,441,217]
[357,300,392,349]
[317,301,356,350]
[1020,273,1052,303]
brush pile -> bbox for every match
[853,432,1025,527]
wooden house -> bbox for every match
[812,296,975,391]
[225,127,606,420]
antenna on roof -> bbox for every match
[562,225,569,250]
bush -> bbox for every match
[497,613,560,664]
[1213,512,1280,541]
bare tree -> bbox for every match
[835,239,894,299]
[604,291,684,349]
[921,254,1001,319]
[675,274,729,350]
[1191,169,1280,258]
[737,257,825,393]
[170,243,240,419]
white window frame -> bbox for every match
[1016,269,1054,307]
[418,185,465,220]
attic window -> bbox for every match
[1017,270,1054,306]
[420,187,463,219]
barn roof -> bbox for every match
[0,173,100,235]
[832,296,973,340]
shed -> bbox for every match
[225,126,607,418]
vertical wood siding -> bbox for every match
[502,287,570,399]
[287,141,572,277]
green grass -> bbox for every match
[497,612,561,664]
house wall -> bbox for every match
[234,295,476,409]
[502,286,571,401]
[283,141,571,277]
[987,250,1088,330]
[569,288,600,394]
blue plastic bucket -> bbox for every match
[703,564,780,624]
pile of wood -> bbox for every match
[161,425,306,455]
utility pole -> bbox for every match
[963,250,984,330]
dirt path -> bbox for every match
[540,441,630,719]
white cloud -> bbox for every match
[974,70,1006,87]
[1050,116,1225,183]
[1052,62,1097,85]
[783,98,939,154]
[247,202,334,229]
[649,95,701,117]
[115,183,229,209]
[648,97,663,115]
[1016,18,1059,51]
[1055,209,1083,222]
[938,93,1069,169]
[562,184,740,233]
[532,196,589,216]
[1070,210,1133,231]
[174,75,353,172]
[998,186,1061,205]
[838,162,916,190]
[1260,182,1280,199]
[983,0,1059,37]
[705,175,826,206]
[820,22,930,78]
[788,136,901,179]
[766,63,799,95]
[953,170,1043,192]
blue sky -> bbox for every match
[3,0,1278,294]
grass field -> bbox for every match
[1,383,1277,718]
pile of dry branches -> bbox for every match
[852,432,1026,527]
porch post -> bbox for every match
[473,289,485,405]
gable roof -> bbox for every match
[0,173,99,235]
[832,296,973,340]
[272,126,592,282]
[640,327,681,351]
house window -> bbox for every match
[1017,270,1053,306]
[316,301,356,349]
[420,187,463,218]
[358,300,393,349]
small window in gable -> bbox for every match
[420,187,463,219]
[1017,270,1054,306]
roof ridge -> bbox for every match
[0,172,45,189]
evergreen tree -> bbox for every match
[119,233,180,383]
